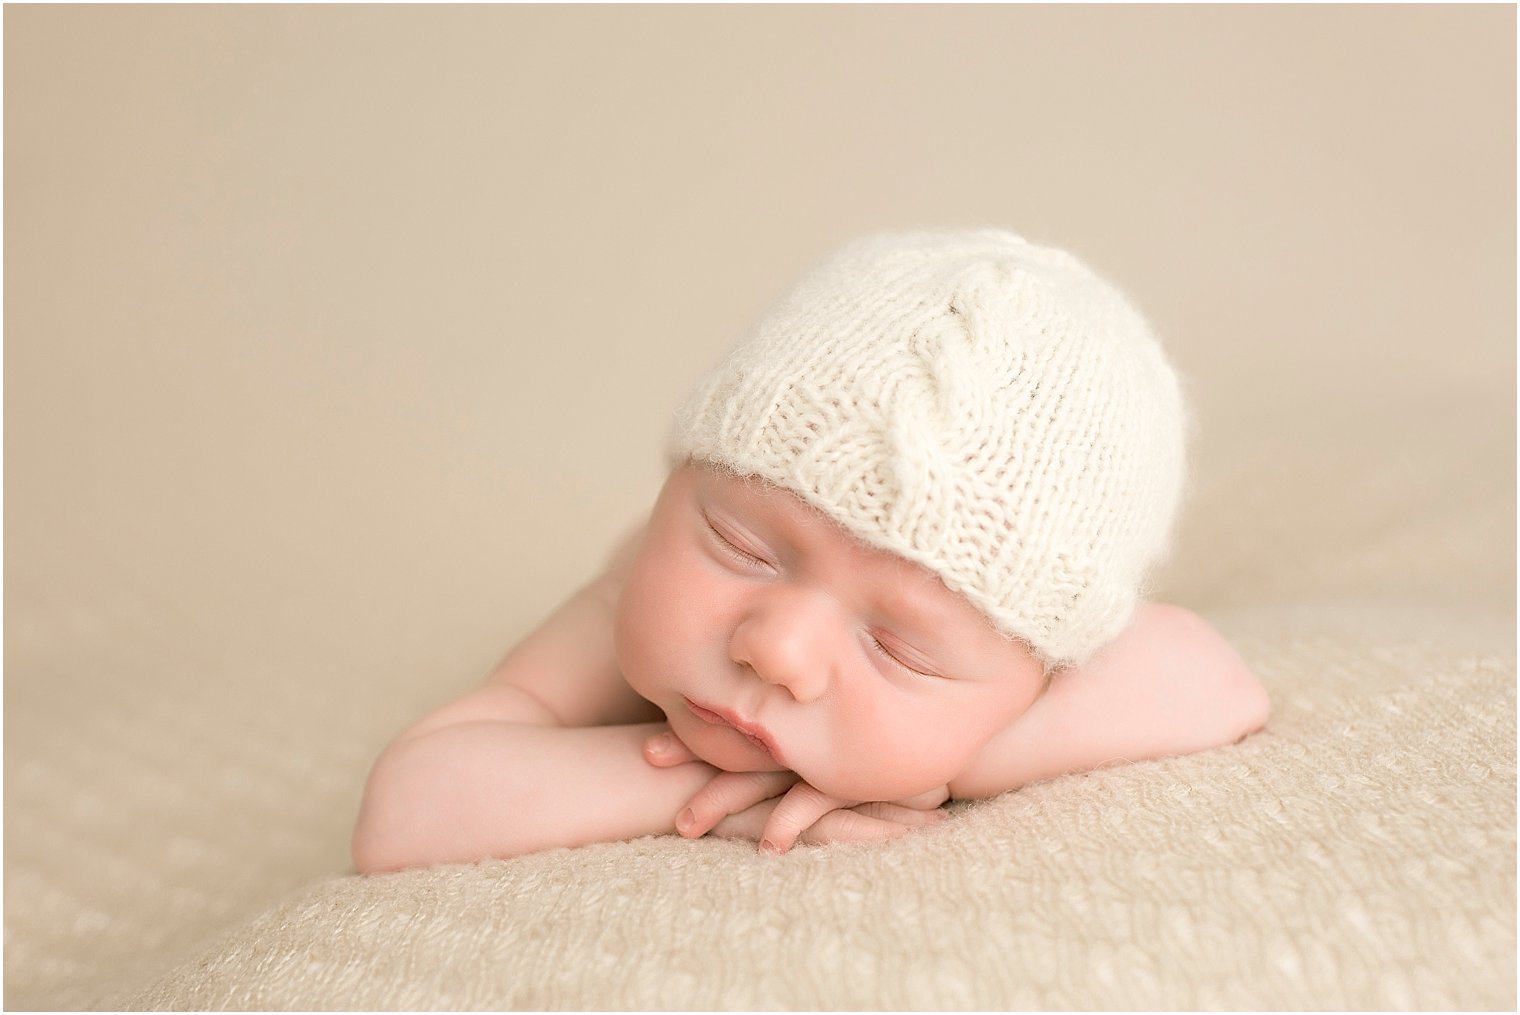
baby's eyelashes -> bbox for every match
[866,630,944,679]
[704,516,773,570]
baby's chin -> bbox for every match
[796,764,954,805]
[672,717,941,800]
[692,744,915,802]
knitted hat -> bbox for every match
[668,229,1188,667]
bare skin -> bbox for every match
[352,463,1270,873]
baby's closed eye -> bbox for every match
[866,631,944,679]
[703,515,773,570]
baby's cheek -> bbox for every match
[614,563,716,696]
[612,581,671,697]
[833,714,985,800]
[802,739,948,802]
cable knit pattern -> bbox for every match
[669,230,1186,666]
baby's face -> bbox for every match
[614,462,1047,802]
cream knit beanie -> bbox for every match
[668,229,1187,667]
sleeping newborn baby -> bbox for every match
[352,229,1269,872]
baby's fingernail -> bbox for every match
[677,808,695,833]
[760,839,782,855]
[647,733,672,755]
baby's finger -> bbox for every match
[759,783,855,854]
[851,801,950,828]
[642,730,701,768]
[799,809,912,846]
[677,770,799,838]
[707,800,778,843]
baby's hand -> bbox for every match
[643,730,949,853]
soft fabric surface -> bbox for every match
[5,6,1514,1011]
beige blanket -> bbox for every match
[5,6,1513,1010]
[7,598,1513,1010]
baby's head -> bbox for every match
[614,230,1187,801]
[670,229,1187,670]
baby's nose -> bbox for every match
[748,651,829,703]
[729,593,836,703]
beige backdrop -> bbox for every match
[5,5,1514,1010]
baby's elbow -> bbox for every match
[1227,663,1270,742]
[351,815,395,876]
[1153,603,1270,743]
[351,759,418,875]
[349,742,455,875]
[350,732,546,873]
[1194,616,1269,741]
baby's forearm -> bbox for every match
[949,604,1269,799]
[352,721,717,873]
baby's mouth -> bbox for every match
[682,696,784,765]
